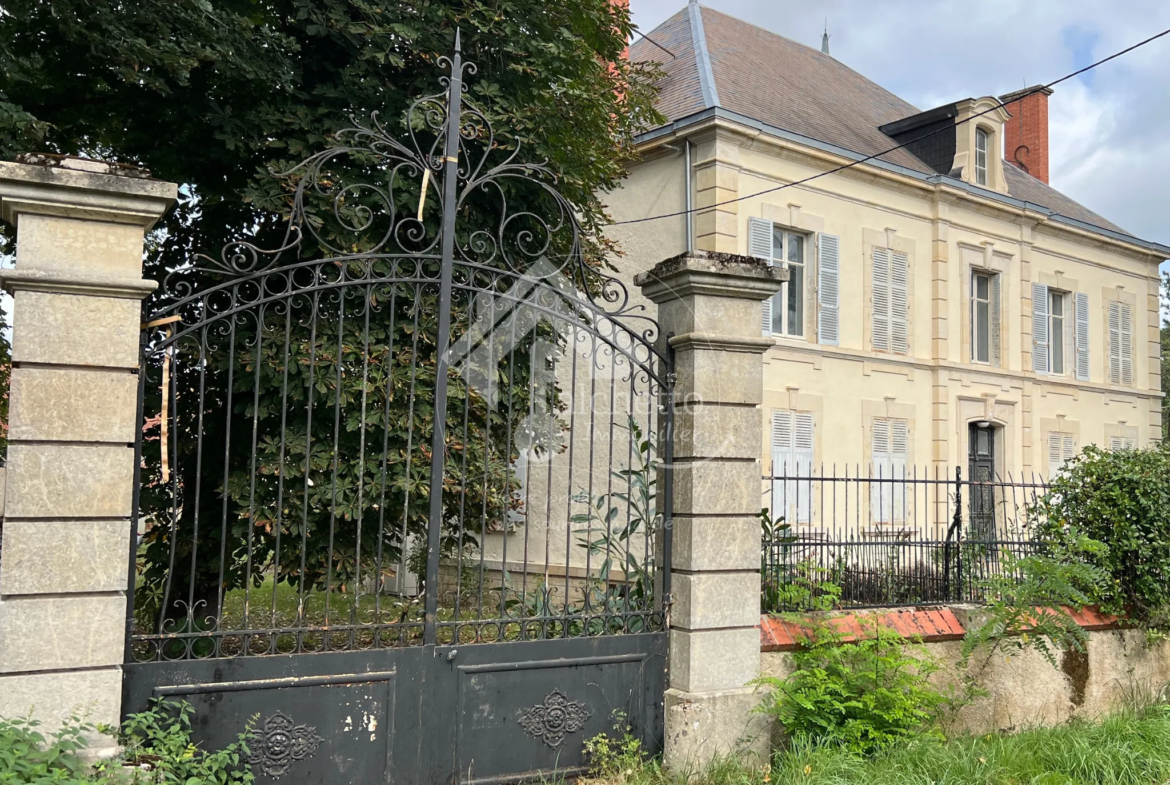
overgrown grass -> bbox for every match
[582,706,1170,785]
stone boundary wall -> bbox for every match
[759,607,1170,739]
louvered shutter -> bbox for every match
[1063,434,1076,464]
[991,273,1001,367]
[750,218,775,335]
[770,410,792,521]
[1109,435,1135,451]
[817,233,840,346]
[1108,301,1130,384]
[1120,303,1133,386]
[1032,283,1049,374]
[794,412,814,524]
[871,419,891,523]
[771,410,814,524]
[872,247,891,352]
[1047,432,1075,478]
[891,250,909,355]
[1074,292,1090,381]
[891,419,908,523]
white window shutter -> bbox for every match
[871,419,891,523]
[1032,282,1049,374]
[817,233,840,346]
[794,412,814,524]
[751,218,774,335]
[1074,292,1090,381]
[891,419,908,523]
[1120,303,1133,386]
[770,410,791,521]
[872,247,891,352]
[1063,434,1076,463]
[991,273,1001,367]
[1047,432,1066,478]
[891,250,909,355]
[1108,301,1122,384]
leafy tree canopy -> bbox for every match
[0,0,660,265]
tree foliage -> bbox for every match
[0,1,662,620]
[1032,444,1170,626]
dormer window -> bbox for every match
[975,128,989,186]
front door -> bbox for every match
[967,424,997,541]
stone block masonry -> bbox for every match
[636,251,785,769]
[0,156,176,757]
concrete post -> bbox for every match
[0,157,176,755]
[636,251,784,768]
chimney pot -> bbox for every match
[1000,85,1053,184]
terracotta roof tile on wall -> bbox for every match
[631,3,1129,237]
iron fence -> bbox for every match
[761,465,1051,612]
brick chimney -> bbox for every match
[1000,85,1053,183]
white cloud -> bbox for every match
[631,0,1170,253]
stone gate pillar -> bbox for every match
[636,251,784,768]
[0,157,176,755]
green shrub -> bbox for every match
[115,699,254,785]
[0,715,99,784]
[753,620,953,756]
[1033,444,1170,625]
[963,525,1109,668]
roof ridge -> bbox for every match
[689,3,719,108]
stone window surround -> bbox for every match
[758,202,825,341]
[1033,269,1081,381]
[958,242,1013,370]
[862,227,917,357]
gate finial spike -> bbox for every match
[455,27,462,53]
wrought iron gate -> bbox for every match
[123,38,673,785]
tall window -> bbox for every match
[1032,284,1089,379]
[975,128,989,186]
[750,218,807,338]
[970,270,1000,365]
[1049,290,1066,375]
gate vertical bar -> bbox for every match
[424,32,465,645]
[660,341,676,616]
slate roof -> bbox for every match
[630,4,1127,236]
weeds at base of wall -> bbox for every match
[0,699,254,784]
[580,702,1170,785]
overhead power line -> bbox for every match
[612,25,1170,226]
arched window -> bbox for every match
[975,127,989,186]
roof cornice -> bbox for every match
[634,108,1170,260]
[688,2,719,108]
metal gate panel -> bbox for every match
[436,634,666,784]
[123,648,422,784]
[124,38,673,785]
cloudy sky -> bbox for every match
[630,0,1170,258]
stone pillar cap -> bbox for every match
[634,250,786,303]
[0,158,177,229]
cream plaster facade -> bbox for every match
[606,117,1166,489]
